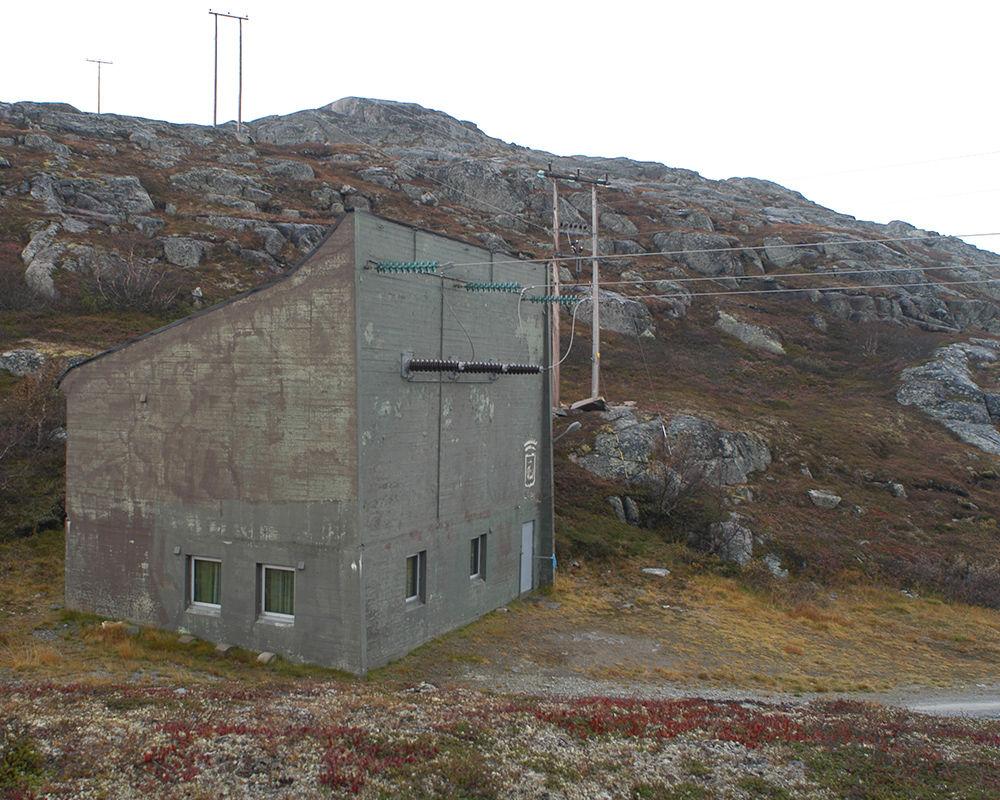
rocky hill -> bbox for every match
[2,97,1000,604]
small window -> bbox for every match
[261,565,295,621]
[405,551,426,604]
[470,534,487,580]
[190,557,221,608]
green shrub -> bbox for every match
[0,729,44,791]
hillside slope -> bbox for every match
[1,97,1000,604]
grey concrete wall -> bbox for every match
[62,219,364,672]
[352,212,552,669]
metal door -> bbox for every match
[520,521,534,593]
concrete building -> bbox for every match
[60,210,553,673]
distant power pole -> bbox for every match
[539,164,610,404]
[208,10,249,132]
[84,59,112,114]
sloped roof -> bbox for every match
[58,210,525,387]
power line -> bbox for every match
[554,260,1000,290]
[643,276,1000,301]
[447,230,1000,269]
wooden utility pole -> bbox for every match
[237,15,244,133]
[590,184,600,399]
[85,59,112,114]
[208,10,249,131]
[550,177,561,408]
[539,164,610,406]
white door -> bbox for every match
[520,521,534,593]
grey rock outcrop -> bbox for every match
[162,237,207,269]
[22,133,70,155]
[896,339,1000,454]
[762,237,819,269]
[600,212,638,236]
[703,513,753,566]
[573,289,654,338]
[807,489,842,509]
[651,280,692,319]
[623,496,641,526]
[665,414,772,485]
[0,349,46,377]
[574,405,770,496]
[170,167,271,205]
[264,159,315,181]
[715,311,785,355]
[608,496,627,523]
[49,175,155,221]
[763,554,789,579]
[652,231,742,277]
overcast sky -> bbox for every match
[4,0,999,252]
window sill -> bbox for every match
[257,614,294,627]
[405,598,425,610]
[186,604,221,617]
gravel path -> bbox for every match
[458,665,1000,718]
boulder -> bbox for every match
[264,159,315,181]
[573,289,654,338]
[273,222,327,253]
[715,311,785,355]
[310,184,343,211]
[0,349,46,377]
[53,175,155,220]
[359,166,399,190]
[575,406,770,494]
[170,167,270,204]
[665,414,771,485]
[652,231,744,277]
[807,489,842,509]
[763,554,789,579]
[22,133,70,155]
[762,236,819,269]
[607,496,627,523]
[705,513,753,566]
[162,237,206,269]
[623,496,641,526]
[651,280,692,319]
[897,340,1000,455]
[600,211,638,236]
[132,216,165,238]
[641,567,670,578]
[344,193,371,212]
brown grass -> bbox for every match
[0,641,62,670]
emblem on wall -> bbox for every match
[523,439,538,488]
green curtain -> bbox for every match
[470,538,480,576]
[193,560,220,605]
[265,568,294,616]
[406,556,418,599]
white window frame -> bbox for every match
[470,534,486,581]
[260,564,295,623]
[405,551,425,604]
[189,556,222,610]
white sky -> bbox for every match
[4,0,999,251]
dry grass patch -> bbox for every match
[0,641,61,670]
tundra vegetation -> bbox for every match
[2,98,1000,796]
